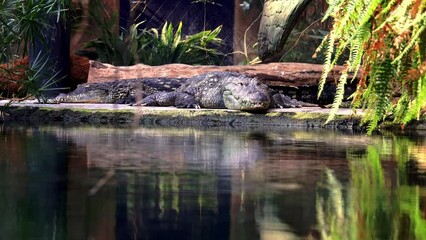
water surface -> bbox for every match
[0,124,425,239]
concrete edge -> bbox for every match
[0,101,362,130]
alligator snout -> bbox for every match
[223,86,271,111]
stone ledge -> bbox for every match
[0,100,363,130]
[2,101,425,133]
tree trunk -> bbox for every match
[258,0,314,62]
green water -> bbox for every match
[0,124,425,240]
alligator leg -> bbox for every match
[272,93,301,108]
[136,92,201,108]
[271,92,317,108]
[175,93,201,108]
[135,92,178,106]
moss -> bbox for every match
[3,104,424,134]
[265,112,285,117]
[1,105,365,130]
[292,112,329,120]
[38,107,132,114]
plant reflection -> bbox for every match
[316,137,426,240]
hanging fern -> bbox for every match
[366,58,394,134]
[317,32,336,99]
[403,73,426,124]
[326,71,349,123]
[348,22,370,75]
[319,0,426,133]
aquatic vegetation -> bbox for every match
[317,0,426,133]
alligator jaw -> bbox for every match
[240,102,270,111]
[223,92,270,111]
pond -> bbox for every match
[0,124,425,240]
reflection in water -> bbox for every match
[317,139,426,240]
[0,124,425,239]
[0,125,68,239]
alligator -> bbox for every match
[52,78,185,104]
[138,72,314,111]
[53,72,314,110]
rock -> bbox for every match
[69,55,90,86]
[0,57,28,97]
[0,55,90,97]
[87,61,353,88]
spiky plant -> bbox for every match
[84,11,224,66]
[137,22,223,65]
[0,0,69,101]
[317,0,426,134]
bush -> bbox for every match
[85,20,224,66]
[0,0,69,101]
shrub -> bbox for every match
[137,22,223,65]
[0,0,69,101]
[85,20,224,66]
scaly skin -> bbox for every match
[53,72,315,110]
[140,72,314,111]
[52,78,185,104]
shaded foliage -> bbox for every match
[136,22,223,66]
[0,0,69,101]
[84,2,223,66]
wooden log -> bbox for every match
[87,61,353,87]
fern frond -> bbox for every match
[392,24,426,64]
[333,0,358,37]
[374,0,413,33]
[403,74,426,124]
[325,71,349,124]
[323,0,345,20]
[318,33,335,99]
[393,93,410,123]
[367,114,381,135]
[358,0,383,28]
[397,11,426,36]
[348,23,370,74]
[377,0,399,17]
[373,60,393,113]
[366,58,394,134]
[314,32,330,56]
[330,39,349,67]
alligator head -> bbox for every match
[222,75,271,111]
[52,86,111,103]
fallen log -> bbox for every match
[87,61,356,87]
